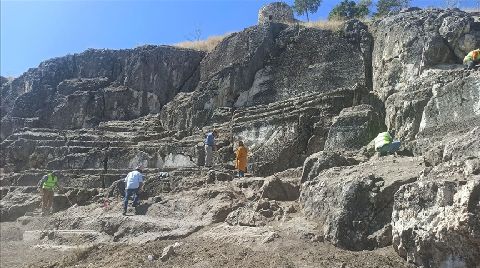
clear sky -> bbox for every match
[1,0,477,77]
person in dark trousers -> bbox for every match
[37,171,59,216]
[204,129,218,168]
[123,165,144,216]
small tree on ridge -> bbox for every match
[375,0,410,17]
[294,0,323,22]
[328,0,371,20]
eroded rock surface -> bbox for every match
[1,7,480,268]
[300,156,423,250]
[392,179,480,268]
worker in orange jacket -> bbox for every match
[235,141,248,178]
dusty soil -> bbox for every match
[1,219,413,268]
[0,221,78,268]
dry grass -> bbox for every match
[174,34,229,52]
[461,7,480,13]
[300,19,345,31]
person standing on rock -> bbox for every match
[204,129,218,168]
[464,48,480,70]
[123,165,144,216]
[235,141,248,177]
[37,171,59,216]
[374,130,401,156]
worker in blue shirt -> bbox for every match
[123,165,144,216]
[204,129,218,168]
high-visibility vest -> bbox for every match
[374,132,392,150]
[463,49,480,64]
[42,174,58,189]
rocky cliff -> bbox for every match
[1,7,479,268]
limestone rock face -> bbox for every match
[324,105,384,152]
[231,89,354,176]
[384,65,480,147]
[158,21,372,176]
[300,156,423,250]
[1,46,205,139]
[372,9,479,102]
[2,9,480,267]
[161,22,371,132]
[392,179,480,268]
[372,9,480,146]
[418,71,480,136]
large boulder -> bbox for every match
[260,176,299,201]
[301,151,352,183]
[0,187,40,221]
[392,179,480,268]
[300,156,423,250]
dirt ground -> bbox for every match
[1,220,413,268]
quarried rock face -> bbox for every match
[392,179,480,268]
[232,89,354,176]
[1,46,205,139]
[384,67,479,145]
[372,9,480,146]
[161,22,371,133]
[372,9,478,102]
[300,156,423,250]
[324,104,384,152]
[418,70,480,137]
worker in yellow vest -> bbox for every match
[463,49,480,70]
[37,171,59,216]
[374,130,401,156]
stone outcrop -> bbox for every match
[385,69,480,144]
[392,179,480,268]
[324,104,384,152]
[161,21,371,132]
[0,187,40,221]
[1,6,480,268]
[372,8,479,102]
[301,151,352,183]
[372,9,480,144]
[1,46,205,139]
[300,156,423,250]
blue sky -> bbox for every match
[1,0,477,77]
